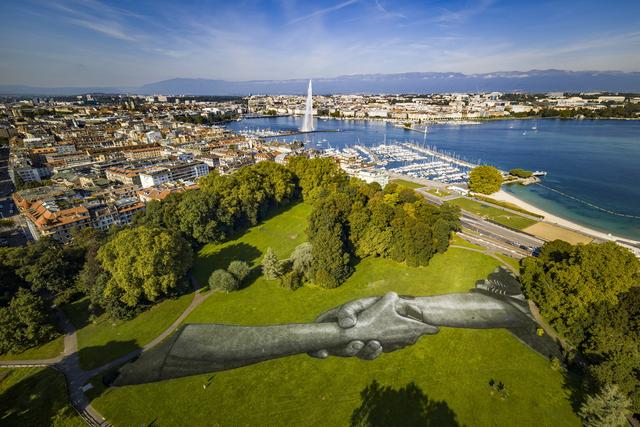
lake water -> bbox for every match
[227,117,640,241]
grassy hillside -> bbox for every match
[88,203,579,427]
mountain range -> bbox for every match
[1,70,639,96]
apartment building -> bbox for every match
[139,161,209,188]
[13,185,145,242]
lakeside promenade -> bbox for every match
[391,172,640,259]
[491,190,640,254]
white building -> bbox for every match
[139,162,209,188]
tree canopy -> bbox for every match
[97,226,193,307]
[304,164,460,288]
[521,240,640,411]
[579,384,631,427]
[0,289,57,354]
[137,162,297,245]
[509,168,533,178]
[468,165,503,194]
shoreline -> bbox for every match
[491,189,640,247]
[270,114,640,124]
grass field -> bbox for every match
[0,335,64,361]
[426,187,452,197]
[523,222,593,245]
[449,232,483,250]
[64,293,193,371]
[0,367,84,426]
[193,202,312,284]
[390,179,425,189]
[494,253,522,272]
[474,195,544,219]
[88,203,580,427]
[449,197,538,230]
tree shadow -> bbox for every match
[60,297,92,329]
[238,265,263,290]
[0,365,81,426]
[561,366,588,414]
[199,242,262,274]
[350,380,461,427]
[77,339,141,373]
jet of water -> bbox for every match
[301,79,314,132]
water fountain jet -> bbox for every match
[301,79,314,132]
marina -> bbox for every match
[321,142,472,184]
[226,117,640,241]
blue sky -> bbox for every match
[1,0,639,86]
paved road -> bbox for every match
[416,188,544,256]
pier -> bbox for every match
[402,143,490,172]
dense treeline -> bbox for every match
[539,104,640,119]
[291,157,460,288]
[0,158,461,354]
[520,240,640,415]
[0,234,86,352]
[510,103,640,119]
[137,161,297,244]
[508,168,532,178]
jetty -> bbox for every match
[402,143,486,171]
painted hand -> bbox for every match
[308,292,438,360]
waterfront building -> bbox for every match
[139,161,209,188]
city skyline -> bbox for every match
[1,0,640,87]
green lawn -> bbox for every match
[65,293,193,371]
[0,335,64,361]
[0,367,84,426]
[391,179,425,189]
[474,195,544,219]
[193,202,312,285]
[87,203,579,427]
[495,253,522,272]
[449,198,538,230]
[426,187,452,197]
[449,232,483,250]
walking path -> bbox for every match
[492,189,640,247]
[0,273,212,427]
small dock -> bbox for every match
[402,143,484,171]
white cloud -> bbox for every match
[67,18,138,41]
[289,0,359,24]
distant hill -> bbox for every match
[0,84,131,96]
[2,70,640,96]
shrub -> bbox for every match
[262,247,283,280]
[227,260,250,283]
[280,270,303,290]
[208,269,239,292]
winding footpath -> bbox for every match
[0,274,211,427]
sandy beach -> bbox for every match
[491,189,640,247]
